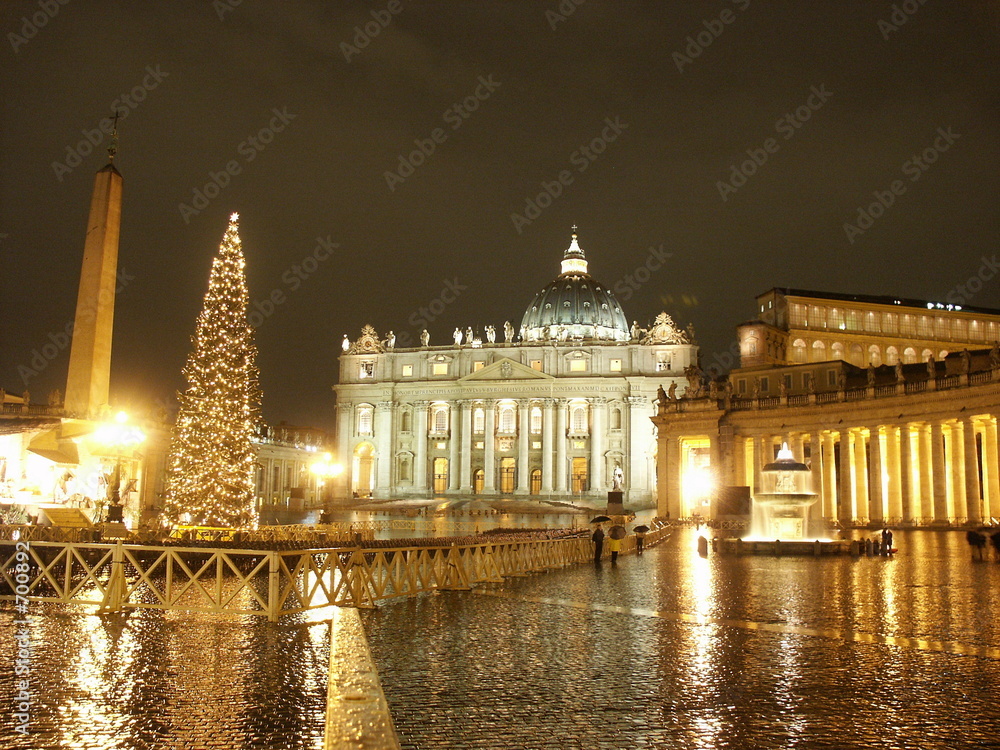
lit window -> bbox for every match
[530,360,542,371]
[530,406,542,434]
[473,407,485,433]
[573,439,587,449]
[473,361,485,372]
[531,441,542,449]
[610,359,622,372]
[402,364,413,377]
[432,406,449,433]
[475,441,484,450]
[570,359,586,372]
[571,405,588,433]
[359,361,374,379]
[499,405,516,434]
[433,363,448,375]
[357,405,374,436]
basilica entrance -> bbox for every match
[432,457,448,494]
[530,469,541,495]
[499,458,516,494]
[571,457,588,493]
[473,469,484,494]
[353,443,374,498]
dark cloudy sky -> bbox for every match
[2,0,998,431]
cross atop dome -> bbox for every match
[561,224,588,275]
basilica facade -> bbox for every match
[333,231,697,506]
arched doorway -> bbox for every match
[499,458,516,493]
[432,457,448,494]
[353,443,374,499]
[571,457,588,493]
[473,469,484,494]
[530,469,542,495]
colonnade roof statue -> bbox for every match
[519,227,631,343]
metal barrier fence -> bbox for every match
[0,526,670,621]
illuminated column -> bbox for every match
[335,404,352,498]
[948,422,966,522]
[819,433,835,519]
[627,396,651,499]
[414,401,428,492]
[917,424,933,521]
[963,416,982,524]
[375,402,394,496]
[886,425,903,521]
[898,424,913,522]
[460,400,473,493]
[754,434,771,495]
[541,399,554,493]
[591,398,607,491]
[791,433,805,463]
[483,400,496,493]
[448,401,461,492]
[664,435,681,518]
[516,399,530,493]
[984,418,1000,521]
[868,425,884,524]
[554,400,568,493]
[931,421,948,521]
[809,432,823,517]
[733,434,748,487]
[853,429,869,523]
[837,431,853,523]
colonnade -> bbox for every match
[659,413,1000,525]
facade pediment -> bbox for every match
[458,357,554,382]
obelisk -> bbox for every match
[64,149,123,418]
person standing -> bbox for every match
[635,529,646,555]
[608,535,622,563]
[592,524,605,563]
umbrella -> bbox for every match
[590,515,611,523]
[633,525,650,533]
[609,525,627,539]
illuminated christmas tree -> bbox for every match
[163,213,261,528]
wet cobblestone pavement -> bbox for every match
[363,529,1000,750]
[0,605,333,749]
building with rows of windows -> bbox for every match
[332,230,698,506]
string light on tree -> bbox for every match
[162,213,262,528]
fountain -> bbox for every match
[720,444,850,555]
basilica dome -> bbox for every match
[520,229,630,342]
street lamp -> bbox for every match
[94,411,145,524]
[310,452,343,524]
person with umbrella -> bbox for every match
[592,523,606,563]
[634,524,650,555]
[608,524,627,563]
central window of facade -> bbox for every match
[357,404,374,436]
[530,406,542,434]
[498,403,516,434]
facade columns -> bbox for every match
[984,418,1000,521]
[627,396,650,500]
[917,425,932,521]
[375,402,394,495]
[335,404,352,498]
[483,400,496,493]
[885,425,902,521]
[897,425,912,522]
[414,401,428,492]
[663,435,681,518]
[868,426,884,524]
[541,399,555,493]
[821,432,837,521]
[963,416,982,524]
[931,421,948,521]
[460,400,473,493]
[591,398,607,492]
[448,402,461,492]
[853,429,869,523]
[808,432,823,517]
[948,422,966,522]
[516,399,530,493]
[554,399,567,493]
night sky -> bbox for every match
[2,1,998,431]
